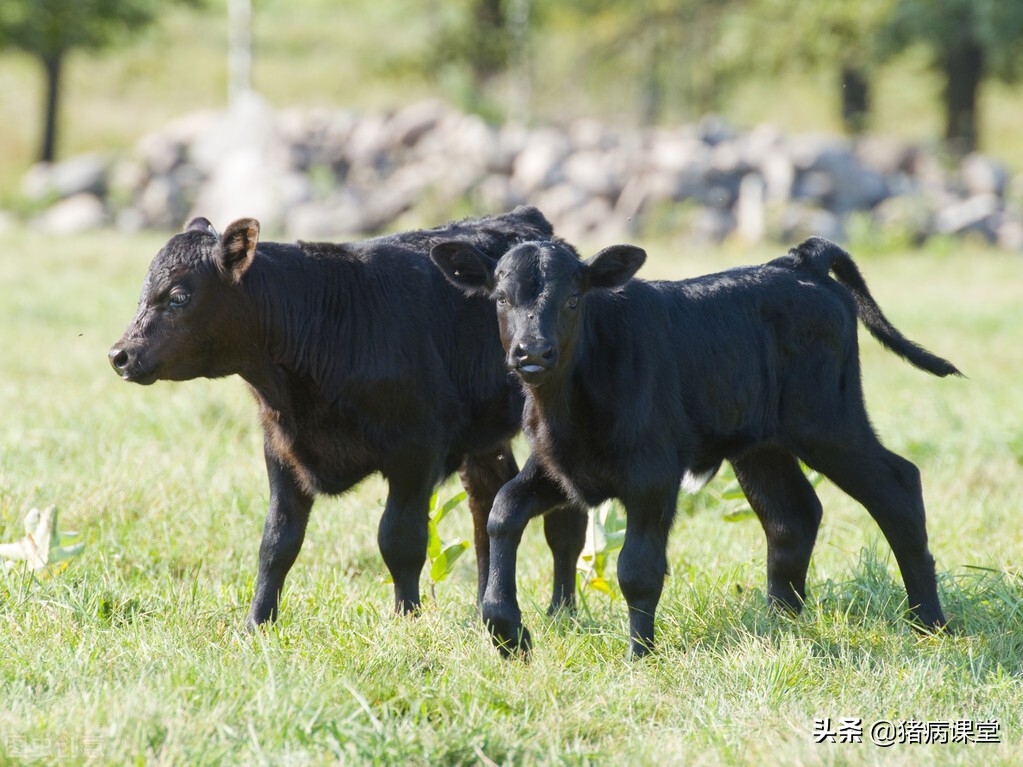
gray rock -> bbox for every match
[562,150,621,199]
[512,128,570,193]
[35,193,106,234]
[735,173,766,245]
[473,174,527,212]
[960,153,1007,198]
[14,98,1022,251]
[385,100,452,148]
[690,207,737,244]
[934,194,1001,241]
[23,153,110,201]
[775,203,844,244]
[138,175,187,230]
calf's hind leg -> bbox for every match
[617,487,675,658]
[378,468,434,614]
[460,444,520,606]
[731,448,823,614]
[800,434,946,629]
[543,505,588,615]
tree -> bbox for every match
[881,0,1023,153]
[553,0,737,125]
[0,0,196,164]
[719,0,896,134]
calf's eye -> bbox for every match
[168,290,190,308]
[566,294,579,309]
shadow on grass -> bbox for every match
[563,544,1023,673]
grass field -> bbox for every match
[0,227,1021,765]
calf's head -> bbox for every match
[109,217,261,385]
[431,239,645,383]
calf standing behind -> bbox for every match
[109,207,586,629]
[432,236,960,657]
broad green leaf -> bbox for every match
[429,540,470,582]
[432,491,467,525]
[427,518,442,560]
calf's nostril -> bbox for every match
[109,348,129,372]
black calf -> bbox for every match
[109,208,587,629]
[432,236,960,656]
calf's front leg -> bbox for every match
[483,456,568,655]
[246,449,313,628]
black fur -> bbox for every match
[432,236,958,657]
[109,207,586,627]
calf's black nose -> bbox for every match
[513,340,557,374]
[108,347,130,373]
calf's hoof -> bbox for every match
[628,638,655,660]
[395,596,423,616]
[547,596,576,618]
[244,613,268,633]
[908,605,949,634]
[767,590,805,617]
[482,603,532,657]
[491,622,532,657]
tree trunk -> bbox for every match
[39,52,63,164]
[640,26,665,126]
[506,0,531,122]
[470,0,507,86]
[840,64,870,135]
[942,41,984,154]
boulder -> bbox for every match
[35,193,106,234]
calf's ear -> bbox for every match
[185,217,218,237]
[584,244,646,290]
[216,218,260,284]
[430,241,497,295]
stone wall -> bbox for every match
[17,94,1023,250]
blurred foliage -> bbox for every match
[2,0,1023,173]
[415,0,1023,151]
[880,0,1023,151]
[545,0,739,125]
[0,0,200,161]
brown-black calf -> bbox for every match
[431,236,961,657]
[109,207,586,629]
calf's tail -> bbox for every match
[786,237,962,378]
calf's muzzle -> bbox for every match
[511,339,557,377]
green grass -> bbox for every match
[1,228,1021,764]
